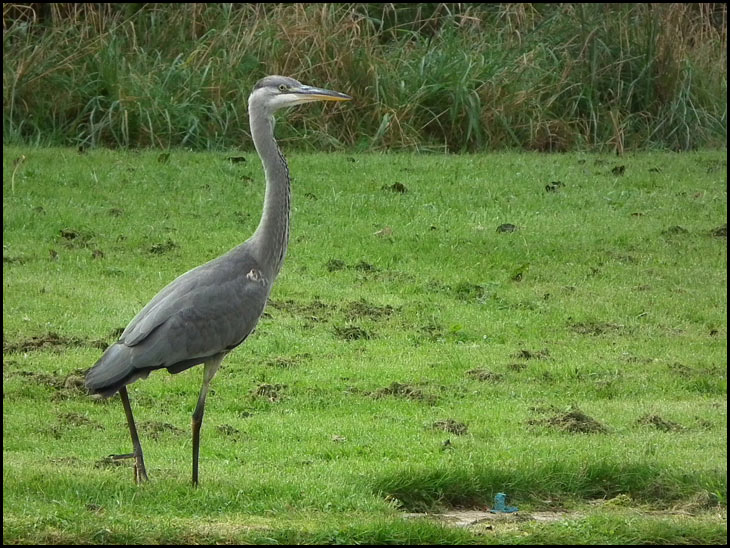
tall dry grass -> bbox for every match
[3,3,727,151]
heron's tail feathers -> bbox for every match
[85,343,155,398]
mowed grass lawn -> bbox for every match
[2,146,727,544]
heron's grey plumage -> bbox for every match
[85,245,269,397]
[85,75,351,484]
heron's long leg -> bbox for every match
[117,386,149,483]
[192,356,224,487]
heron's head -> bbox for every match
[249,75,352,116]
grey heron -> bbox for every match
[85,76,352,485]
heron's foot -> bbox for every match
[107,452,149,483]
[134,458,149,484]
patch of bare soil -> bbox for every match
[59,228,94,248]
[63,373,86,389]
[267,297,396,333]
[432,419,468,435]
[268,298,332,322]
[343,299,396,321]
[217,424,241,437]
[265,353,311,368]
[94,456,126,469]
[496,223,519,233]
[325,258,347,271]
[3,332,107,353]
[353,260,379,272]
[333,325,372,340]
[5,368,90,400]
[58,411,103,430]
[6,370,64,389]
[147,238,178,255]
[2,254,29,264]
[424,279,490,301]
[419,322,444,341]
[370,382,437,404]
[545,181,565,192]
[513,348,550,360]
[662,225,689,236]
[401,495,724,532]
[382,182,408,193]
[453,282,488,301]
[48,456,82,466]
[52,373,89,400]
[251,383,286,402]
[570,321,624,335]
[710,223,726,237]
[140,420,184,440]
[637,414,684,432]
[403,509,581,530]
[529,407,609,434]
[466,369,504,382]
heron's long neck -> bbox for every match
[250,109,290,278]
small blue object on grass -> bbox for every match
[490,492,518,513]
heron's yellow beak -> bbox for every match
[295,86,352,103]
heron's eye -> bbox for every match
[278,84,288,92]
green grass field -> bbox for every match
[3,146,727,544]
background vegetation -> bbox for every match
[3,3,727,152]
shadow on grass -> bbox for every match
[370,461,726,512]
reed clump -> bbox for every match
[3,3,726,151]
